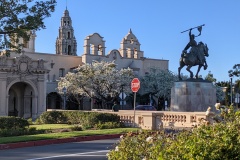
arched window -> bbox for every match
[98,45,102,55]
[68,32,70,39]
[68,45,71,55]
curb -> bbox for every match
[0,134,122,150]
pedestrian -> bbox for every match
[112,102,119,112]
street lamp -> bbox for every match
[121,84,124,110]
[230,77,233,104]
[62,87,67,110]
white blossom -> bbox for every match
[57,61,134,105]
[141,67,178,100]
[215,103,221,110]
[206,107,211,116]
[120,135,124,139]
[146,136,153,143]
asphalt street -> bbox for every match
[0,138,119,160]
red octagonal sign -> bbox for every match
[131,78,140,92]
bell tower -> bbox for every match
[56,9,77,55]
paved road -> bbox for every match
[0,139,119,160]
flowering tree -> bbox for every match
[57,61,134,108]
[141,68,178,101]
[0,0,57,55]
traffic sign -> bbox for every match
[120,100,126,105]
[119,92,126,99]
[131,78,140,92]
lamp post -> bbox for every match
[230,77,233,104]
[121,85,124,110]
[90,90,93,111]
[62,87,67,110]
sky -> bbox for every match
[35,0,240,82]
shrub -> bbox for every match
[27,118,33,125]
[0,116,29,129]
[38,111,121,129]
[70,125,83,131]
[107,108,240,160]
[34,117,43,124]
[59,111,121,129]
[39,111,68,124]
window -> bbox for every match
[130,38,134,44]
[59,68,65,77]
[68,32,70,39]
[68,45,71,55]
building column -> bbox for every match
[0,78,7,116]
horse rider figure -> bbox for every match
[182,28,204,65]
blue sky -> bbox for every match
[35,0,240,82]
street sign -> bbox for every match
[120,100,126,105]
[131,78,140,92]
[119,92,126,99]
[235,93,240,103]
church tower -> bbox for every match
[119,29,143,59]
[56,9,77,55]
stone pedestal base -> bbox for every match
[170,80,216,112]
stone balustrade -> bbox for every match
[109,110,214,130]
[47,109,214,130]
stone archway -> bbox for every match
[8,82,35,118]
[46,92,62,109]
[0,54,48,118]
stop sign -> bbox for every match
[131,78,140,92]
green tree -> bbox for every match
[228,64,240,77]
[234,80,240,94]
[204,71,217,82]
[0,0,57,55]
[204,71,225,102]
[57,61,134,109]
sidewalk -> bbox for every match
[0,134,122,150]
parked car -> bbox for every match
[135,105,157,111]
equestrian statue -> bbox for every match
[178,24,209,80]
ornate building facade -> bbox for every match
[0,9,168,119]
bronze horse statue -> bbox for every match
[178,42,209,80]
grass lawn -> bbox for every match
[29,124,73,130]
[0,128,139,144]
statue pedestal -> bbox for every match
[170,80,216,112]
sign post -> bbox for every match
[119,92,126,109]
[235,93,239,108]
[131,78,140,127]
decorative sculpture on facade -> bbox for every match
[178,24,209,80]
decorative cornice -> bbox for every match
[0,55,49,74]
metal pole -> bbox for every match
[63,92,66,110]
[181,24,205,33]
[230,77,233,104]
[133,92,136,127]
[121,85,123,110]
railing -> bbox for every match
[47,109,214,130]
[112,110,214,130]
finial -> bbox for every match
[129,28,132,34]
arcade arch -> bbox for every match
[8,82,36,118]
